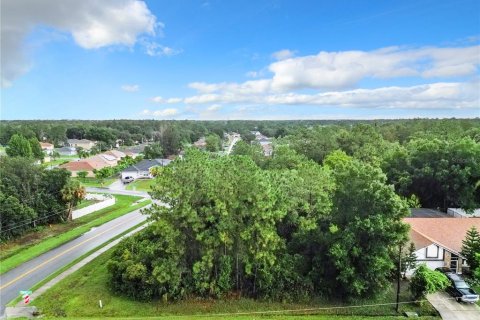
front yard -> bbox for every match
[75,177,117,188]
[125,179,155,192]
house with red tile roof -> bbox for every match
[59,150,127,177]
[404,217,480,275]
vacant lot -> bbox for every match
[0,195,151,274]
[34,246,438,319]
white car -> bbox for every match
[122,176,135,184]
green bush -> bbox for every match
[410,264,449,299]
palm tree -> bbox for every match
[61,180,86,221]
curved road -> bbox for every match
[0,206,149,313]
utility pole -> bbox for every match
[396,244,402,313]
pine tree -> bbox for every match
[403,242,417,278]
[461,226,480,271]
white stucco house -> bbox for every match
[404,217,480,275]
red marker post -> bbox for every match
[19,290,32,304]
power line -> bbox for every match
[108,296,464,319]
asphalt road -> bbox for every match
[0,207,148,314]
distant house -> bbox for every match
[194,137,207,149]
[59,150,126,177]
[121,159,171,180]
[40,142,54,155]
[55,146,77,156]
[66,139,96,151]
[120,144,147,158]
[447,208,480,218]
[404,218,480,275]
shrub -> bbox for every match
[410,264,449,299]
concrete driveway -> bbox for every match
[427,292,480,320]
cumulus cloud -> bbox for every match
[182,45,479,95]
[121,84,139,92]
[271,49,296,61]
[141,40,181,57]
[162,81,479,110]
[207,104,222,111]
[151,96,182,103]
[1,0,158,87]
[142,108,179,117]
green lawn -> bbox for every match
[125,179,155,192]
[74,199,97,210]
[0,195,151,275]
[75,177,118,188]
[33,246,438,319]
[42,155,79,167]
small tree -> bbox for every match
[410,264,449,300]
[461,226,480,271]
[144,143,163,159]
[29,137,44,161]
[205,134,222,152]
[474,253,480,281]
[403,242,417,278]
[61,180,86,221]
[77,171,88,180]
[52,150,60,160]
[6,134,32,158]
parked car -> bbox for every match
[122,176,135,184]
[445,273,479,303]
[435,267,454,275]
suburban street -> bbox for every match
[0,207,149,315]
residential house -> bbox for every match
[121,159,171,180]
[55,146,77,156]
[447,208,480,218]
[59,150,126,177]
[194,137,207,149]
[404,217,480,275]
[40,142,54,155]
[66,139,96,151]
[120,144,147,158]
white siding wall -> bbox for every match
[405,244,446,276]
[121,171,139,180]
[72,196,115,220]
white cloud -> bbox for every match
[207,104,222,111]
[1,0,158,87]
[142,108,179,117]
[271,49,296,61]
[182,45,480,97]
[141,40,181,57]
[121,84,139,92]
[151,96,182,103]
[179,81,479,110]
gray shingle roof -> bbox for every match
[122,159,171,172]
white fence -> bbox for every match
[72,193,115,220]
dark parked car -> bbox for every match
[445,273,479,303]
[435,267,453,275]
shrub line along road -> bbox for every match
[0,205,150,317]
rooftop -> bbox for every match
[405,217,480,255]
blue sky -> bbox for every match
[1,0,479,120]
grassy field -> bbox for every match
[75,177,118,188]
[125,179,155,192]
[74,199,97,210]
[0,195,151,275]
[34,247,438,319]
[42,155,79,167]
